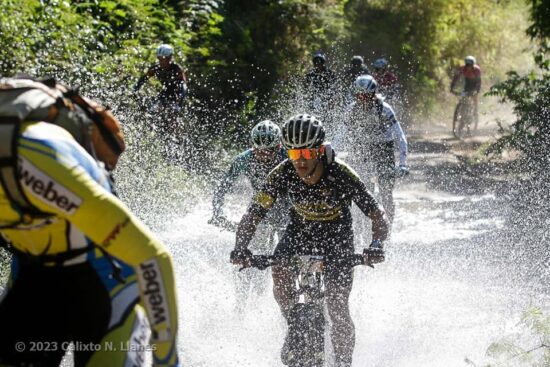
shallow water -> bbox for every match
[161,140,549,366]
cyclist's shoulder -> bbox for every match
[235,148,254,161]
[269,159,292,177]
[19,122,89,164]
[230,149,254,170]
[18,122,109,187]
[380,99,396,115]
[170,62,184,72]
[329,158,362,183]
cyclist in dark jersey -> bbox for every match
[230,114,389,367]
[303,52,338,115]
[133,44,188,107]
[342,55,370,88]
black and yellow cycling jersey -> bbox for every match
[0,121,179,366]
[248,158,382,255]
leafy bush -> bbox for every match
[480,306,550,367]
[487,0,550,170]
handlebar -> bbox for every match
[209,216,238,232]
[243,254,368,271]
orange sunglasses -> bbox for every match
[287,146,324,161]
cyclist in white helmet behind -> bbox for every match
[371,58,400,102]
[210,120,289,311]
[343,75,409,229]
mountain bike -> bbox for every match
[245,254,368,367]
[452,91,476,139]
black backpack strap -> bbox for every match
[0,117,51,228]
[0,117,39,213]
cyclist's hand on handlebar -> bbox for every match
[209,215,237,232]
[395,165,409,178]
[230,248,253,267]
[363,240,385,267]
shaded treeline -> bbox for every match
[1,0,533,144]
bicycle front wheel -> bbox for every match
[286,303,326,367]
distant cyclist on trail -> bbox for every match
[372,58,400,102]
[133,44,188,112]
[302,51,338,115]
[342,55,370,87]
[450,55,482,130]
[344,75,409,227]
[230,114,389,367]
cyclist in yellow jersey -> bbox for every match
[0,79,180,366]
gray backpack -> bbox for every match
[0,77,123,224]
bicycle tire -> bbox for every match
[286,303,325,367]
[454,99,467,139]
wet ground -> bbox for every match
[6,129,549,366]
[165,131,549,366]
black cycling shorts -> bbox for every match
[0,260,111,367]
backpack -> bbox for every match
[0,76,125,220]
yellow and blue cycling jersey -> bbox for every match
[0,121,179,366]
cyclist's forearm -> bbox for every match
[369,208,389,242]
[134,75,148,91]
[212,188,228,217]
[235,211,263,250]
[392,122,408,166]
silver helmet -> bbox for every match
[250,120,281,149]
[282,114,325,149]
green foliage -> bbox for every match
[344,0,532,114]
[481,306,550,367]
[487,0,550,170]
[0,0,534,138]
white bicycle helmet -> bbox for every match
[282,114,325,149]
[354,75,378,94]
[250,120,282,149]
[157,44,174,57]
[373,58,388,69]
[465,55,476,65]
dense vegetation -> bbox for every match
[0,0,533,140]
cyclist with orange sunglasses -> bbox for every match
[230,114,389,367]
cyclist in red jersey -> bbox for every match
[372,58,400,101]
[450,56,482,129]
